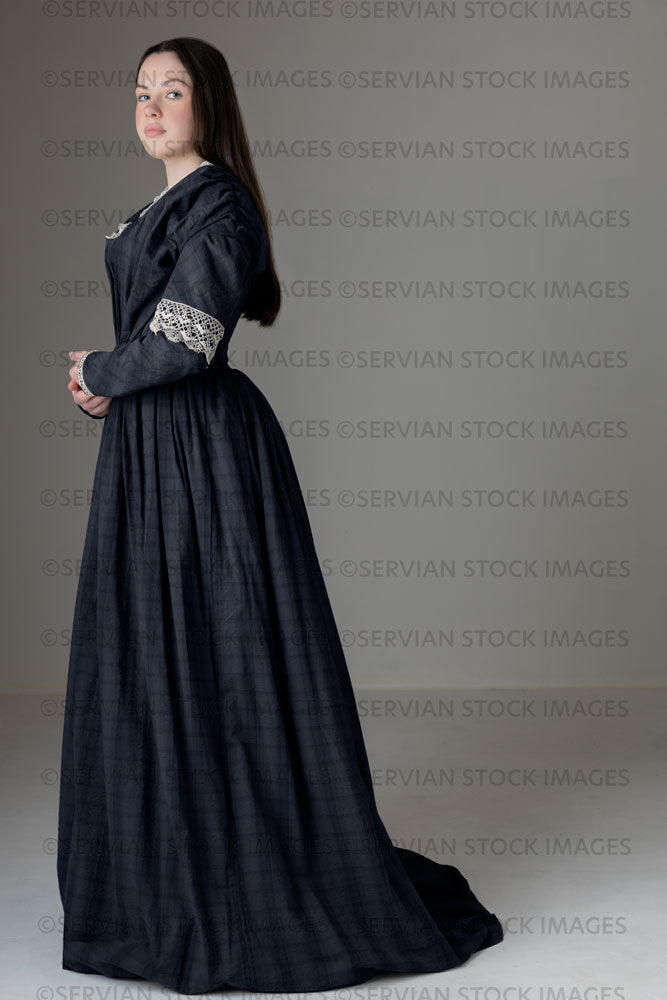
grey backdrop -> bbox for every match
[6,3,666,692]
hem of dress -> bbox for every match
[62,913,503,995]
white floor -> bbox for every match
[2,687,663,999]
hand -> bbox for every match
[68,350,113,418]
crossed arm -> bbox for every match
[68,223,256,417]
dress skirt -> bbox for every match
[57,328,503,994]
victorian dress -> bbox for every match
[57,160,504,995]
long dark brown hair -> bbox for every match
[135,37,280,327]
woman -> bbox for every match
[58,37,504,995]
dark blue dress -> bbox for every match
[57,161,504,995]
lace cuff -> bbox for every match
[76,350,100,397]
[149,298,225,366]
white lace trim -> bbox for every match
[149,298,225,365]
[105,160,214,239]
[76,349,100,397]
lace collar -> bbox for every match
[105,160,215,240]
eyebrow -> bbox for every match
[135,78,191,90]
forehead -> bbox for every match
[136,53,191,89]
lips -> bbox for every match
[145,127,166,137]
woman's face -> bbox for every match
[135,51,195,161]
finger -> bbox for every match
[73,388,105,407]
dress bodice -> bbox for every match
[101,160,270,371]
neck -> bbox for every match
[163,153,208,191]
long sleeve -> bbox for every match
[79,221,257,399]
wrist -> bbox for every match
[77,350,100,396]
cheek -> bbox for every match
[171,102,194,135]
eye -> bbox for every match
[135,90,182,102]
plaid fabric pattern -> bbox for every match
[57,164,503,994]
